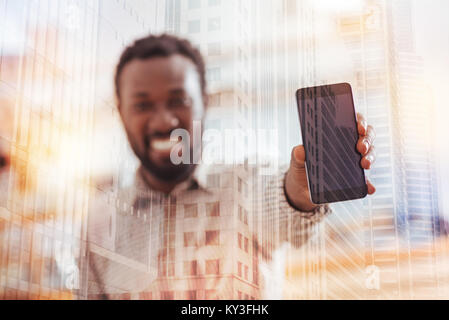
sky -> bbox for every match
[412,0,449,218]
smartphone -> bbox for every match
[295,83,367,204]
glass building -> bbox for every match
[0,0,447,300]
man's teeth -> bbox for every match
[151,139,178,151]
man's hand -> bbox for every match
[285,112,376,212]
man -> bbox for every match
[84,34,376,300]
[0,107,11,210]
[0,143,8,172]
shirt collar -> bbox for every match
[130,165,209,211]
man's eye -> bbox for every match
[167,97,190,108]
[134,102,154,111]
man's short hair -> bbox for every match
[114,34,206,100]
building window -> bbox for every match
[205,259,220,275]
[158,253,167,277]
[206,202,220,216]
[208,42,221,56]
[208,0,221,6]
[205,230,219,245]
[207,67,221,82]
[161,291,174,300]
[184,204,198,218]
[184,232,197,247]
[208,17,221,31]
[237,291,242,299]
[120,293,131,300]
[244,265,249,280]
[185,290,197,300]
[237,261,242,277]
[188,0,201,9]
[238,177,242,193]
[253,259,259,285]
[168,262,175,277]
[188,20,200,33]
[184,260,198,276]
[158,263,166,277]
[238,206,248,225]
[209,93,221,107]
[244,237,249,253]
[139,292,152,300]
[238,233,242,249]
[205,289,216,300]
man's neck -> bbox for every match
[139,166,196,194]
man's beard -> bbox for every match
[129,135,197,182]
[138,151,196,182]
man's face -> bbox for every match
[118,54,205,181]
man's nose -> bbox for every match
[148,108,180,133]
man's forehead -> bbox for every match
[120,55,198,90]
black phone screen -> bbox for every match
[296,83,367,204]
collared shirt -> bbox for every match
[82,164,331,300]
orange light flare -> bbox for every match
[282,226,449,299]
[2,68,95,216]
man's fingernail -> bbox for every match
[366,154,374,165]
[361,119,368,131]
[364,141,370,152]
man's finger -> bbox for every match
[357,125,376,155]
[367,179,376,195]
[361,146,376,169]
[291,145,306,170]
[357,112,368,136]
[365,125,376,144]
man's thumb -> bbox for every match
[291,145,306,170]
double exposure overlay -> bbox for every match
[0,0,448,300]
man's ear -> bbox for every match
[115,95,122,116]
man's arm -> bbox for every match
[257,113,376,252]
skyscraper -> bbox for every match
[337,0,442,299]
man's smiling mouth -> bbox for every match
[150,138,178,152]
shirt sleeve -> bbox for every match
[276,169,332,223]
[258,165,332,254]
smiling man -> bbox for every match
[84,34,376,300]
[116,49,205,193]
